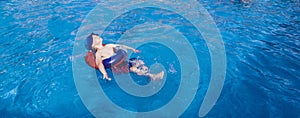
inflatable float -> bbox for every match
[85,48,127,69]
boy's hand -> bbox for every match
[103,73,111,81]
[133,49,141,53]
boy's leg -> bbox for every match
[145,71,164,80]
[130,65,164,80]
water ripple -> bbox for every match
[0,0,299,117]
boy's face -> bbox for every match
[92,35,102,44]
[92,35,100,40]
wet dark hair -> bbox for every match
[85,33,99,51]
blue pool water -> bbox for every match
[0,0,299,117]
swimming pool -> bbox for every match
[0,0,299,117]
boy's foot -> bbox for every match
[152,71,165,80]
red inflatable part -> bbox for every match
[85,51,98,69]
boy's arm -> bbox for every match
[95,52,111,80]
[117,44,140,53]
